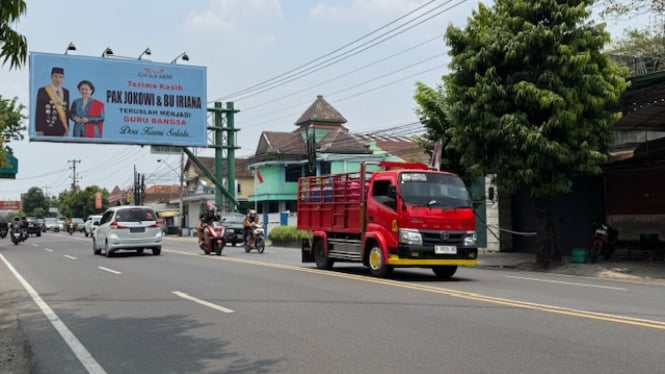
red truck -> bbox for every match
[297,161,478,278]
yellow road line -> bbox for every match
[166,249,665,331]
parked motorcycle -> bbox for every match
[590,223,619,263]
[200,220,226,256]
[244,223,265,254]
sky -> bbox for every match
[0,0,646,201]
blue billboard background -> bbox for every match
[29,52,207,147]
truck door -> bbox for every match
[366,179,398,245]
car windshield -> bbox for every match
[221,213,245,223]
[399,172,471,208]
[115,208,156,222]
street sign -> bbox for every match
[151,145,182,154]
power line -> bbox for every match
[216,0,441,101]
[217,0,467,102]
[242,34,445,111]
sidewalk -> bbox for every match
[477,250,665,284]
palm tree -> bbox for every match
[0,0,28,70]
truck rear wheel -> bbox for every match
[368,246,392,277]
[432,265,457,279]
[313,240,334,270]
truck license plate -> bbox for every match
[434,245,457,254]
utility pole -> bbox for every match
[68,160,81,191]
[179,150,185,236]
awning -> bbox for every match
[158,210,180,218]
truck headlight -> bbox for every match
[399,229,422,245]
[463,231,476,247]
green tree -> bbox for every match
[423,0,627,268]
[599,0,665,19]
[58,186,109,219]
[0,95,26,165]
[606,28,665,74]
[413,82,478,185]
[0,0,28,70]
[21,187,48,216]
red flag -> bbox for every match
[256,168,264,184]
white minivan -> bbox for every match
[84,215,102,237]
[93,206,163,257]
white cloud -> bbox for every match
[183,0,284,33]
[309,0,426,23]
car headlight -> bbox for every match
[463,231,476,247]
[399,229,422,245]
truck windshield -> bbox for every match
[399,172,471,208]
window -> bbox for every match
[372,180,396,211]
[285,165,302,182]
[320,161,331,175]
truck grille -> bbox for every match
[421,231,466,246]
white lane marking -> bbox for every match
[506,275,627,291]
[98,266,122,275]
[32,243,39,247]
[64,255,77,260]
[0,253,107,374]
[172,291,234,314]
[44,248,53,252]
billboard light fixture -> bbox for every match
[138,47,151,60]
[101,47,114,58]
[64,42,76,55]
[171,52,189,64]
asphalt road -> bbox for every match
[1,233,664,374]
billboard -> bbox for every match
[29,52,207,147]
[0,201,21,211]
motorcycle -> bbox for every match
[200,220,226,256]
[67,222,75,235]
[590,222,619,263]
[10,220,27,245]
[244,223,265,254]
[0,223,7,239]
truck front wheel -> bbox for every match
[368,246,392,277]
[314,240,334,270]
[432,265,457,279]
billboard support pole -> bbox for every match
[214,102,223,208]
[224,101,238,211]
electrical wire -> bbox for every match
[215,0,468,101]
[241,34,445,112]
[216,0,441,101]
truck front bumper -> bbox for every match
[392,245,478,266]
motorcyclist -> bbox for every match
[198,203,220,248]
[65,217,75,233]
[243,209,259,247]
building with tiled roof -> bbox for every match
[248,95,429,214]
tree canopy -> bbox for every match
[607,28,664,75]
[415,0,628,267]
[58,186,109,219]
[21,187,48,216]
[0,95,26,164]
[0,0,28,70]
